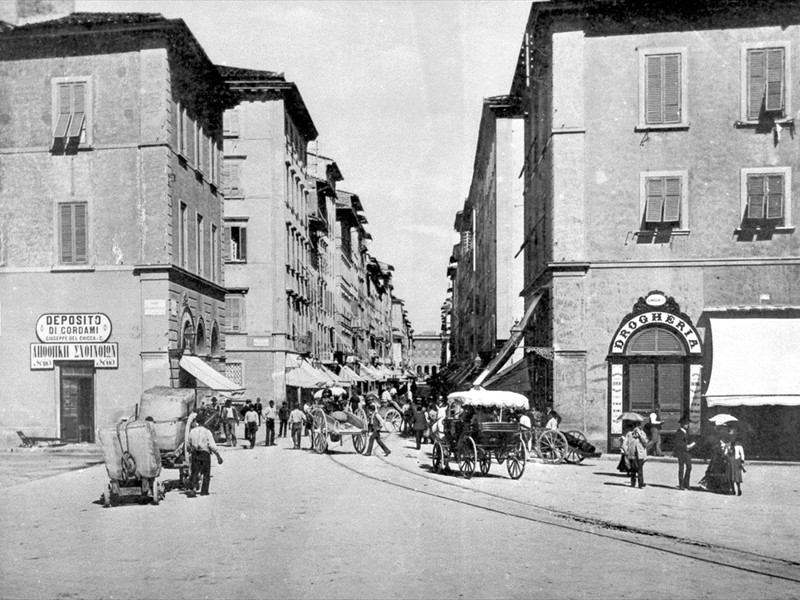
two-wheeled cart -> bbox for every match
[309,406,369,454]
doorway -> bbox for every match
[60,363,95,442]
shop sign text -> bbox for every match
[36,313,112,343]
[611,311,701,354]
[31,343,118,369]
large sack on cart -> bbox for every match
[564,431,596,455]
[97,421,162,481]
[138,387,196,453]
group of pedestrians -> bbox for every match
[617,410,746,495]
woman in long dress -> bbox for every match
[727,431,745,496]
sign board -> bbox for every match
[252,337,270,347]
[144,299,166,316]
[36,313,111,343]
[31,343,118,370]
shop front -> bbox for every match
[607,292,703,451]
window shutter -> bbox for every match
[54,84,72,138]
[628,363,655,413]
[227,297,241,332]
[746,174,766,219]
[766,174,784,219]
[186,117,196,165]
[644,177,665,223]
[222,162,231,193]
[645,56,664,124]
[662,54,681,124]
[224,111,240,137]
[765,48,785,113]
[240,227,247,261]
[66,83,85,138]
[230,163,241,194]
[748,49,767,120]
[662,177,682,223]
[59,204,73,263]
[73,203,87,263]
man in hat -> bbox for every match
[186,418,223,497]
[673,415,696,490]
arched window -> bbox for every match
[424,365,430,376]
[626,327,685,356]
[431,366,437,376]
[416,365,422,376]
[210,322,220,357]
[195,318,207,355]
[179,310,194,354]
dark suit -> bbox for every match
[673,427,693,489]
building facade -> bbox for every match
[0,14,231,444]
[410,331,442,380]
[219,66,318,406]
[511,0,800,458]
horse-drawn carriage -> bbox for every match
[432,388,528,480]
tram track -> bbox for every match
[325,449,800,585]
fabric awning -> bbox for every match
[317,364,348,386]
[179,356,244,394]
[285,354,330,389]
[361,364,384,381]
[705,317,800,406]
[338,365,365,383]
[483,357,531,393]
[473,291,543,387]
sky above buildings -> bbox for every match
[76,0,532,332]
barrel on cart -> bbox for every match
[97,420,164,507]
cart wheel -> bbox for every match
[432,441,444,473]
[479,449,491,475]
[564,430,588,464]
[152,480,161,505]
[458,436,477,479]
[537,429,568,464]
[507,440,526,480]
[356,408,368,428]
[384,409,402,433]
[102,487,111,508]
[353,432,367,454]
[441,447,452,473]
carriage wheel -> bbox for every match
[507,440,526,480]
[102,486,111,508]
[353,432,367,454]
[458,436,477,479]
[537,429,568,464]
[311,409,328,454]
[151,480,161,505]
[441,446,452,473]
[384,409,402,433]
[564,430,588,464]
[432,441,444,473]
[479,449,492,476]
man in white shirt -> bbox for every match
[519,411,532,452]
[649,403,664,456]
[289,405,306,449]
[186,418,223,496]
[263,400,278,446]
[243,404,259,450]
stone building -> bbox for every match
[219,66,324,406]
[0,13,234,444]
[410,331,442,380]
[511,0,800,458]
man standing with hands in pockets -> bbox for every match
[673,415,695,490]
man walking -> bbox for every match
[221,399,238,447]
[289,404,306,449]
[186,418,223,497]
[673,415,695,490]
[278,402,289,438]
[244,403,259,449]
[365,404,391,457]
[649,403,664,456]
[264,400,278,446]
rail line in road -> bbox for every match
[326,450,800,585]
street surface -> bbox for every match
[1,429,799,599]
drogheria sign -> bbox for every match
[609,292,702,355]
[36,313,112,343]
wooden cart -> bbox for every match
[530,427,601,464]
[309,406,369,454]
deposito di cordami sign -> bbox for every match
[36,313,112,343]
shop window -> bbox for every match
[58,202,88,265]
[741,43,790,123]
[739,167,792,230]
[52,77,92,151]
[637,48,688,129]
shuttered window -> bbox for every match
[223,110,240,137]
[645,176,682,225]
[627,328,685,355]
[223,161,243,197]
[747,47,785,120]
[628,364,655,414]
[645,54,681,125]
[746,173,784,221]
[53,80,90,148]
[59,202,88,265]
[225,297,244,333]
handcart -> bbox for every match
[531,426,601,464]
[97,420,163,507]
[310,406,369,454]
[432,387,528,480]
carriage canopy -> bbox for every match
[447,387,529,410]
